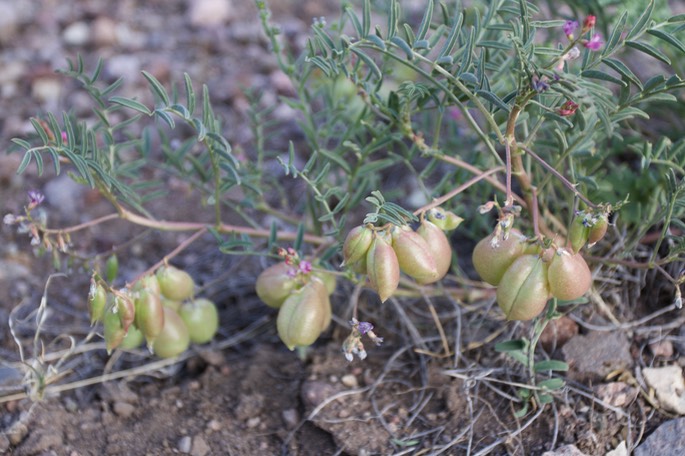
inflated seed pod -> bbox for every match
[496,255,551,321]
[314,269,337,296]
[132,274,162,296]
[104,304,126,353]
[391,225,439,284]
[472,229,527,286]
[567,215,590,254]
[417,220,452,281]
[115,293,136,332]
[277,278,329,350]
[587,214,608,245]
[156,265,195,301]
[88,281,107,325]
[134,288,165,346]
[152,307,190,358]
[366,232,400,302]
[548,248,592,300]
[179,298,219,344]
[342,225,374,266]
[105,254,119,283]
[255,262,297,308]
[119,325,145,350]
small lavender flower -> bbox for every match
[3,214,17,225]
[531,76,549,93]
[563,20,579,39]
[298,260,312,274]
[583,34,603,51]
[27,190,44,209]
[357,321,374,335]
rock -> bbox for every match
[649,340,674,358]
[112,402,136,418]
[7,422,28,446]
[341,374,358,388]
[0,1,21,44]
[44,175,85,220]
[190,435,210,456]
[542,444,588,455]
[301,381,338,407]
[177,435,192,454]
[561,331,632,382]
[606,441,628,456]
[92,16,118,47]
[594,382,638,408]
[187,0,234,27]
[634,418,685,456]
[0,433,10,453]
[539,316,578,352]
[14,430,64,455]
[642,365,685,414]
[281,408,299,429]
[62,21,91,46]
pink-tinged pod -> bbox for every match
[115,293,136,332]
[277,278,329,350]
[366,232,400,302]
[496,255,550,321]
[567,216,590,254]
[472,229,527,286]
[417,220,452,282]
[132,274,161,296]
[134,288,165,346]
[391,225,439,284]
[548,248,592,300]
[342,225,374,266]
[587,214,608,245]
[255,262,297,308]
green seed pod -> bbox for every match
[587,214,608,245]
[314,269,337,296]
[88,280,107,325]
[391,225,439,284]
[152,307,190,358]
[119,325,145,350]
[496,255,550,321]
[105,254,119,283]
[342,225,374,266]
[179,298,220,344]
[366,232,400,302]
[156,265,195,301]
[104,304,126,354]
[134,288,165,346]
[426,207,449,230]
[472,229,527,286]
[348,256,368,275]
[567,216,590,254]
[277,278,329,350]
[548,248,592,301]
[255,262,297,308]
[417,220,452,281]
[161,296,182,312]
[132,274,161,296]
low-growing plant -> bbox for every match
[3,0,685,424]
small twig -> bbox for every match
[517,144,596,209]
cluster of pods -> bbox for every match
[472,210,607,320]
[342,208,462,302]
[89,265,219,358]
[255,254,337,350]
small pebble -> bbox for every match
[207,419,221,432]
[341,374,358,388]
[178,435,192,453]
[281,409,299,429]
[246,417,260,428]
[190,435,211,456]
[113,401,136,418]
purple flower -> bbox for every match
[357,321,374,335]
[584,33,603,51]
[563,20,579,39]
[27,190,44,209]
[298,260,312,274]
[558,100,579,116]
[531,76,549,92]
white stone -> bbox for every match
[642,365,685,414]
[188,0,233,27]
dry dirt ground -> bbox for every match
[1,1,683,455]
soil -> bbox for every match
[0,1,682,455]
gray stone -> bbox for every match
[177,435,191,454]
[634,418,685,456]
[561,331,632,381]
[190,435,211,456]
